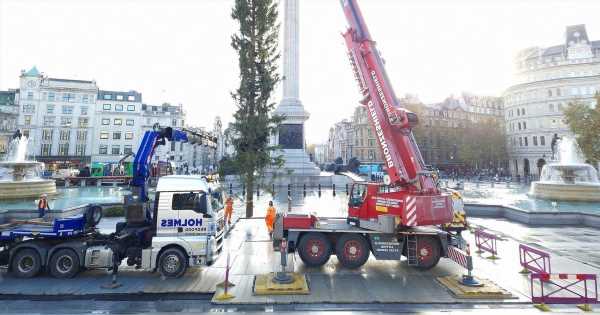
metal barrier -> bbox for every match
[474,229,499,259]
[531,273,598,312]
[447,244,480,286]
[519,244,551,274]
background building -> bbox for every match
[327,119,353,164]
[17,67,98,170]
[141,103,187,168]
[504,24,600,177]
[92,90,142,164]
[0,90,18,158]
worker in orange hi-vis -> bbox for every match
[224,196,234,225]
[265,200,276,238]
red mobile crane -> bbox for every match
[272,0,466,270]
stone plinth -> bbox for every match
[0,180,57,200]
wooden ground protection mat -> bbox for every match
[253,273,310,295]
[437,275,515,299]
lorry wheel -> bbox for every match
[298,232,331,267]
[335,233,370,269]
[11,248,42,278]
[49,249,80,279]
[415,236,441,270]
[158,248,188,278]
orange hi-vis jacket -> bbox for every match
[265,206,276,232]
[225,198,233,214]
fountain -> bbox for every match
[530,137,600,201]
[0,134,56,200]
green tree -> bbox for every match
[563,95,600,164]
[230,0,283,217]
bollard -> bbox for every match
[318,184,321,197]
[215,252,235,300]
[287,184,291,197]
[229,183,233,195]
[257,185,260,197]
[272,238,294,284]
[491,181,495,188]
[242,183,245,192]
[287,196,292,214]
[80,179,86,187]
[345,183,349,195]
[65,180,70,188]
[272,183,275,194]
[333,184,336,196]
[303,184,306,197]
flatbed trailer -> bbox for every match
[0,217,89,242]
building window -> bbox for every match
[60,117,72,126]
[116,95,124,101]
[127,105,135,111]
[115,104,123,111]
[59,129,70,141]
[58,143,69,156]
[533,136,538,146]
[521,108,526,115]
[114,118,122,125]
[100,132,109,140]
[518,122,521,130]
[519,137,523,147]
[62,93,74,102]
[77,130,87,141]
[48,92,55,101]
[22,104,35,113]
[556,88,561,96]
[124,145,133,154]
[524,137,528,146]
[46,104,55,114]
[549,103,554,112]
[78,117,89,128]
[42,129,53,141]
[81,106,88,115]
[103,94,112,100]
[27,92,33,100]
[41,143,52,156]
[172,119,177,126]
[126,119,134,126]
[99,145,108,155]
[558,103,563,111]
[540,136,546,146]
[62,105,74,115]
[111,145,120,155]
[523,122,527,130]
[82,95,89,103]
[102,118,110,125]
[127,95,135,101]
[146,118,151,125]
[113,132,121,140]
[548,90,552,97]
[103,104,111,111]
[125,132,133,140]
[43,116,55,126]
[75,144,86,156]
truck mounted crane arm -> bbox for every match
[130,124,218,203]
[341,0,436,193]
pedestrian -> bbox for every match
[265,200,276,238]
[37,194,50,219]
[225,196,234,225]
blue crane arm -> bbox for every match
[130,125,218,202]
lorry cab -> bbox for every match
[149,175,225,269]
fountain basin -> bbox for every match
[0,179,57,200]
[530,181,600,202]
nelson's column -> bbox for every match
[271,0,320,179]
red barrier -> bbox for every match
[531,273,598,306]
[519,244,551,274]
[474,229,499,259]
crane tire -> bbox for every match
[414,236,441,270]
[297,232,331,267]
[158,247,188,278]
[335,233,370,269]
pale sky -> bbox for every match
[1,0,599,143]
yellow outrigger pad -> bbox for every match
[253,273,310,295]
[437,276,514,299]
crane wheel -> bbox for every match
[297,232,332,267]
[414,236,441,270]
[49,249,80,279]
[335,233,370,269]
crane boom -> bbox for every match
[341,0,436,193]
